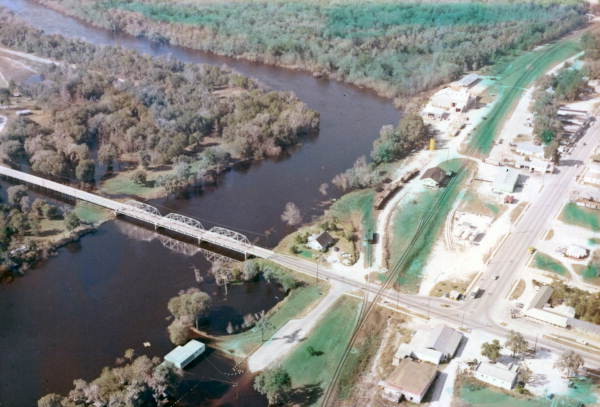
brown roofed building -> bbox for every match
[314,231,336,251]
[381,359,437,404]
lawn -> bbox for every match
[467,38,581,155]
[100,169,168,199]
[573,249,600,286]
[279,295,361,405]
[73,201,113,225]
[216,282,327,357]
[389,159,472,291]
[532,252,568,276]
[561,202,600,231]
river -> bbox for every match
[0,1,400,405]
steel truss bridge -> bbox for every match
[0,165,273,259]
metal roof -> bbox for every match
[528,286,553,309]
[164,340,205,367]
[425,325,463,356]
[456,74,481,87]
[476,362,518,384]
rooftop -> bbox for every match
[385,359,437,395]
[421,167,449,185]
[316,231,336,248]
[528,285,553,310]
[164,340,205,367]
[456,73,481,88]
[424,325,463,356]
[476,362,518,383]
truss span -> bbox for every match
[165,213,205,231]
[125,200,161,217]
[209,226,251,247]
[158,235,201,257]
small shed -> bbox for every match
[382,359,437,404]
[16,109,32,116]
[492,167,519,194]
[421,167,450,189]
[164,340,205,369]
[515,142,545,159]
[474,362,518,390]
[314,231,336,251]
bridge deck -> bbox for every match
[0,165,270,257]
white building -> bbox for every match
[164,340,205,369]
[382,359,437,404]
[525,307,569,328]
[474,362,518,390]
[423,87,476,119]
[492,167,519,194]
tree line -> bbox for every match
[33,0,587,98]
[0,8,319,189]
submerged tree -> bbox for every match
[281,202,302,226]
[167,287,211,345]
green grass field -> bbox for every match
[279,295,361,405]
[459,379,596,407]
[467,39,581,155]
[73,201,112,225]
[561,203,600,231]
[533,252,568,276]
[216,282,326,357]
[389,159,471,291]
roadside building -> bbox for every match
[515,142,545,159]
[421,167,450,189]
[528,285,553,309]
[393,325,462,366]
[548,304,576,319]
[583,163,600,185]
[525,307,569,328]
[516,158,553,174]
[568,318,600,336]
[576,197,600,210]
[164,340,205,369]
[314,231,336,252]
[492,167,519,194]
[382,359,437,404]
[473,362,518,390]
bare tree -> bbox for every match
[319,183,329,196]
[281,202,302,226]
[506,330,529,359]
[555,350,584,377]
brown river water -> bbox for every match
[0,1,400,405]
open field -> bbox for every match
[532,252,568,276]
[467,38,581,155]
[561,202,600,232]
[279,295,361,406]
[389,158,473,291]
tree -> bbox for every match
[505,330,528,359]
[281,202,302,226]
[518,364,534,385]
[64,211,81,231]
[167,288,211,345]
[7,185,27,206]
[131,169,147,185]
[0,88,10,105]
[37,394,62,407]
[75,159,95,183]
[254,367,292,405]
[555,350,584,377]
[481,339,502,363]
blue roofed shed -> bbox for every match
[164,340,205,369]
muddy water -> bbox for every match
[0,1,400,405]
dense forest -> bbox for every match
[0,9,318,187]
[33,0,588,98]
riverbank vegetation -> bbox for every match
[0,185,94,282]
[33,0,587,99]
[37,351,181,407]
[0,8,318,198]
[215,259,326,358]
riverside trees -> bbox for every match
[0,9,319,190]
[33,0,587,98]
[166,287,211,345]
